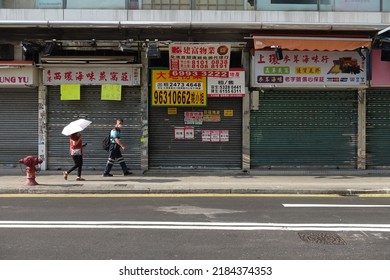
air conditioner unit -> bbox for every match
[0,44,14,60]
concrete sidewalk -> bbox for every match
[1,168,390,195]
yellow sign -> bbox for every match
[151,70,207,106]
[224,110,234,117]
[101,84,122,101]
[60,84,80,100]
[167,108,177,115]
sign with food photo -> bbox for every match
[252,50,367,88]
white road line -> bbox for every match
[1,221,390,232]
[283,204,390,208]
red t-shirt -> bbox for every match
[70,133,83,155]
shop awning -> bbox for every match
[253,36,372,51]
[0,61,34,68]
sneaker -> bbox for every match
[102,173,113,177]
[123,171,133,176]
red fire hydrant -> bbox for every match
[19,155,43,186]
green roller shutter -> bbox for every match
[366,89,390,168]
[250,90,358,168]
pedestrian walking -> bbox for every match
[103,118,132,177]
[63,132,85,181]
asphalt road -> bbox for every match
[0,194,390,260]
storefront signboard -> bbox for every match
[151,69,207,107]
[169,43,231,75]
[207,69,245,97]
[0,65,38,87]
[252,50,367,88]
[43,66,141,86]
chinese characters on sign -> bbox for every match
[43,67,141,86]
[207,70,245,97]
[151,70,207,107]
[174,126,194,140]
[203,110,221,122]
[202,130,229,142]
[184,112,203,125]
[169,44,231,74]
[252,50,367,87]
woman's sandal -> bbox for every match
[76,177,85,181]
[63,172,68,180]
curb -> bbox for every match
[1,188,390,196]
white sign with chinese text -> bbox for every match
[169,44,231,72]
[219,130,229,142]
[0,66,38,87]
[207,70,245,97]
[184,112,203,125]
[174,126,194,140]
[251,50,367,88]
[43,66,141,86]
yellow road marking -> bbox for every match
[358,194,390,198]
[0,193,343,198]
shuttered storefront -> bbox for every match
[149,98,242,169]
[250,90,358,168]
[0,89,38,167]
[47,86,141,171]
[366,89,390,168]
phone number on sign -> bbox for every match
[152,90,206,106]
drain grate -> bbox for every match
[298,232,346,245]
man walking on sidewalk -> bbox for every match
[103,118,132,177]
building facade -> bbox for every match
[1,0,390,171]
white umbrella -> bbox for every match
[61,119,92,136]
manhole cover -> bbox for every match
[298,232,346,245]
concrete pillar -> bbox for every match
[242,49,251,171]
[357,89,366,169]
[38,84,47,170]
[140,48,149,172]
[242,88,250,171]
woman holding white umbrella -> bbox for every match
[63,132,85,181]
[61,119,91,181]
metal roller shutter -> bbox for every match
[0,89,38,168]
[366,89,390,168]
[149,98,242,169]
[47,86,142,171]
[250,90,358,168]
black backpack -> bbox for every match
[102,134,111,151]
